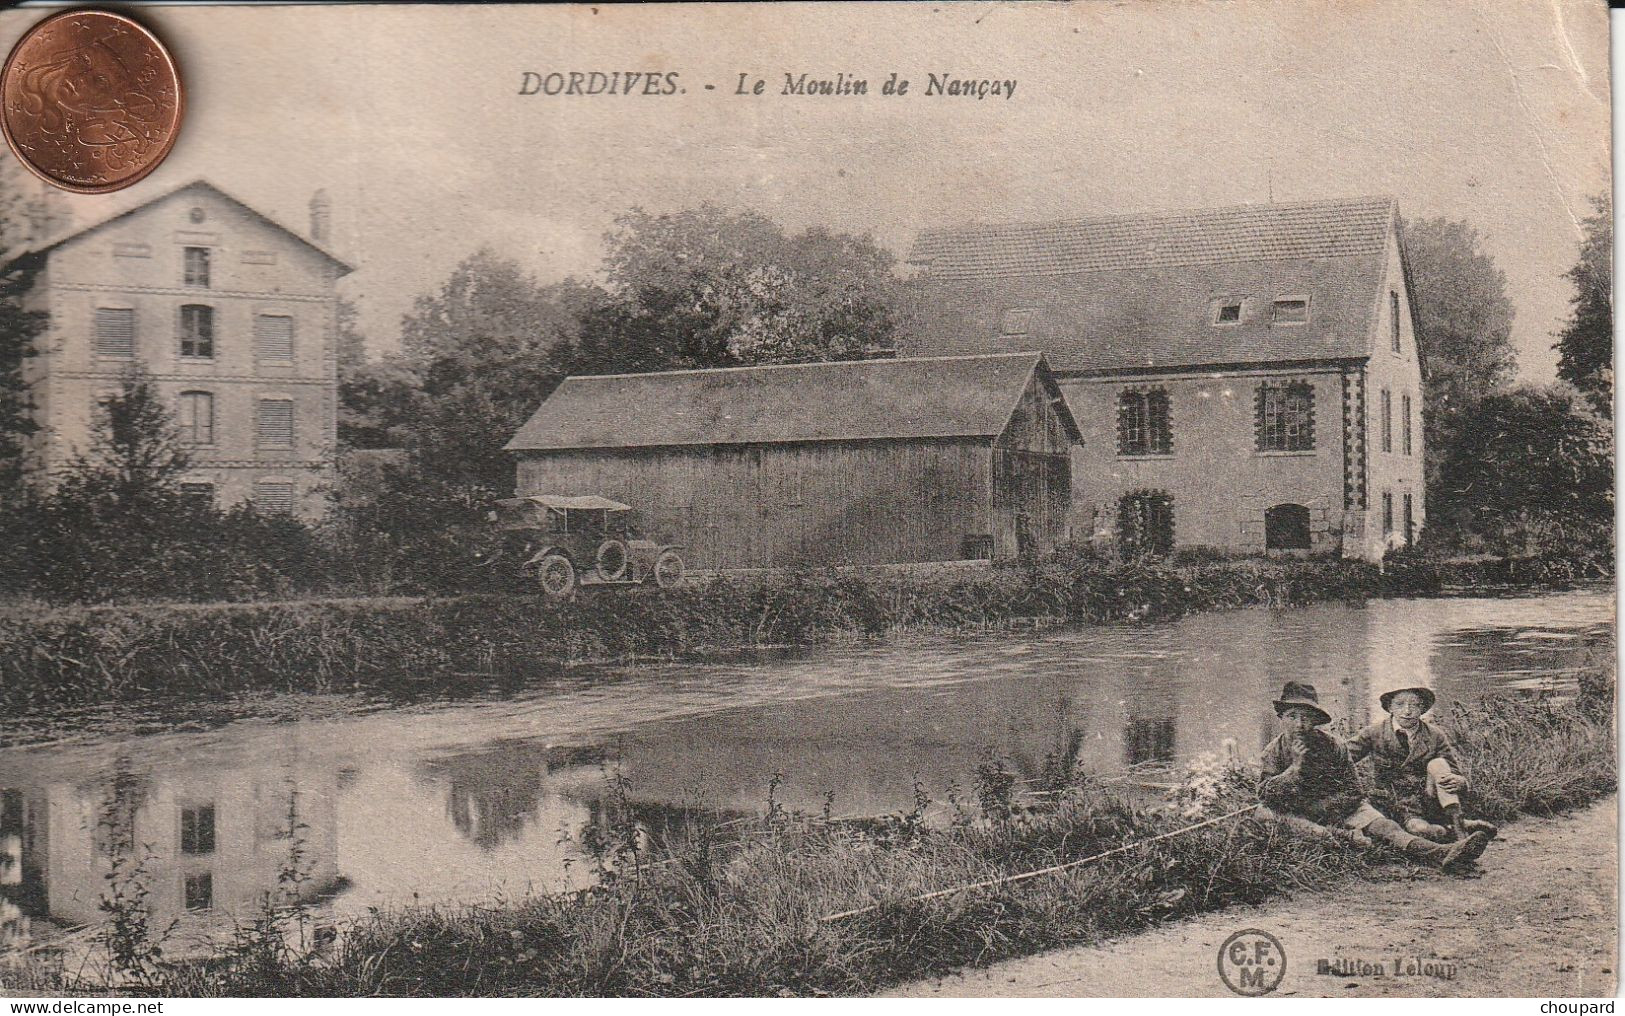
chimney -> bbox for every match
[309,189,331,244]
[24,185,69,244]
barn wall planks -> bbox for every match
[989,378,1075,557]
[515,439,997,570]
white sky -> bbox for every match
[1,1,1610,380]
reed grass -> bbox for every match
[2,554,1411,712]
[26,671,1613,998]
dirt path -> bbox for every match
[888,796,1618,998]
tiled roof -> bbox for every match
[909,196,1395,280]
[505,353,1078,451]
[5,179,352,275]
[906,257,1390,373]
[905,197,1401,372]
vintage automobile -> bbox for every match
[488,494,685,598]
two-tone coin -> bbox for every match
[0,10,183,194]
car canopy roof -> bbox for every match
[496,494,633,512]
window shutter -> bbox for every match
[257,399,294,447]
[253,481,295,514]
[179,482,216,507]
[255,315,294,361]
[94,308,134,356]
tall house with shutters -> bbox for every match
[906,197,1425,563]
[10,180,351,518]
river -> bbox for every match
[0,588,1612,959]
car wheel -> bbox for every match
[653,549,684,589]
[595,539,629,582]
[538,554,576,598]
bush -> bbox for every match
[0,497,331,605]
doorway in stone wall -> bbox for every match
[1264,503,1311,551]
[1118,490,1174,557]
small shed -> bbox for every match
[504,353,1082,571]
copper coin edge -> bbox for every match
[0,9,184,195]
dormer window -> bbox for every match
[999,307,1036,337]
[1214,300,1243,325]
[1271,298,1309,324]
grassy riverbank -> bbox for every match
[16,668,1612,997]
[0,551,1507,711]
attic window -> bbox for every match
[1271,298,1309,324]
[1214,300,1243,325]
[999,307,1036,337]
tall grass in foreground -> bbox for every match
[24,671,1612,998]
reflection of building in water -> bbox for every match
[1120,656,1180,768]
[1124,717,1176,767]
[418,744,608,852]
[1,787,46,951]
[586,609,1385,818]
[0,764,339,936]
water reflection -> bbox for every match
[0,761,341,962]
[0,589,1610,957]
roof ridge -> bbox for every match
[914,195,1397,244]
[506,352,1056,451]
[7,178,353,274]
[559,351,1041,384]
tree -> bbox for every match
[1554,194,1612,413]
[55,367,191,515]
[335,296,368,380]
[338,355,419,451]
[0,169,50,505]
[1433,383,1612,565]
[572,205,907,374]
[390,249,605,499]
[333,295,423,451]
[1399,217,1519,498]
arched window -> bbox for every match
[177,391,214,445]
[179,304,214,359]
[1265,503,1311,551]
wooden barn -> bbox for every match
[504,353,1082,570]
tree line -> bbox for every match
[0,183,1611,603]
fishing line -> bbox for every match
[818,802,1261,923]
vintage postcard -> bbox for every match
[0,0,1613,1002]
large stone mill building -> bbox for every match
[906,196,1426,562]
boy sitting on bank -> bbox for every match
[1258,681,1488,870]
[1347,685,1499,845]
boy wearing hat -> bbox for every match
[1347,685,1499,845]
[1258,681,1487,869]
